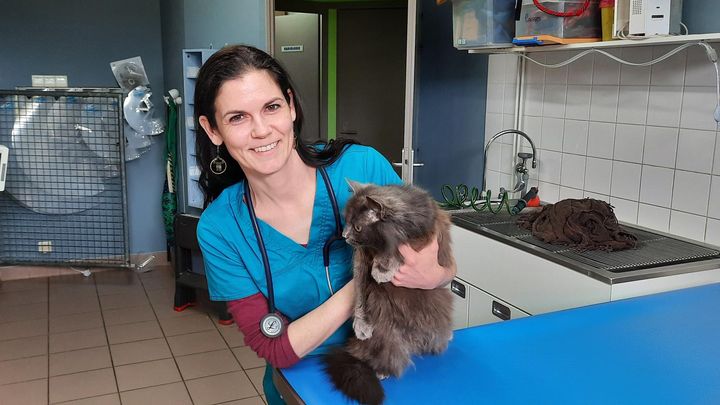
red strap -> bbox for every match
[227,293,301,368]
[532,0,591,17]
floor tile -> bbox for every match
[48,289,98,306]
[0,301,48,323]
[218,323,246,348]
[0,355,48,385]
[54,393,120,405]
[49,297,100,317]
[232,346,265,370]
[0,335,47,361]
[49,312,103,335]
[119,381,193,405]
[105,320,163,345]
[0,318,47,341]
[167,329,227,357]
[222,397,266,405]
[49,368,117,404]
[114,358,181,392]
[176,349,241,380]
[245,367,265,395]
[0,287,49,306]
[102,304,156,326]
[50,346,112,376]
[110,337,172,366]
[49,327,107,353]
[0,277,48,292]
[185,371,258,405]
[49,274,96,288]
[159,312,215,337]
[99,291,149,311]
[96,281,144,297]
[0,379,48,405]
[140,276,176,291]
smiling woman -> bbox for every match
[198,69,298,179]
[192,44,450,405]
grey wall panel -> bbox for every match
[336,7,407,166]
[275,13,321,141]
[413,0,488,200]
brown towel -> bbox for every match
[516,198,637,251]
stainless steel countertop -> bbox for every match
[450,208,720,284]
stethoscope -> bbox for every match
[244,166,343,338]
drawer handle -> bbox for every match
[492,300,511,321]
[450,280,466,298]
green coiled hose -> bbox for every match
[440,184,513,215]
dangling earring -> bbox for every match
[210,144,227,175]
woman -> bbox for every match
[194,44,455,404]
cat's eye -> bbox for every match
[354,224,362,232]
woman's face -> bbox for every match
[199,69,296,178]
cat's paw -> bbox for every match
[353,317,374,340]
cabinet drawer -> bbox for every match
[451,224,610,314]
[449,279,469,330]
[449,277,529,329]
[467,283,529,327]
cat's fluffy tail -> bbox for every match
[323,349,384,405]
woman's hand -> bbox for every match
[392,237,455,289]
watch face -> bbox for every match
[261,313,283,338]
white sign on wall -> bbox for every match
[281,45,304,53]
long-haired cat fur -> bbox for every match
[323,182,455,405]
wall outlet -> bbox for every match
[38,241,53,253]
[31,75,68,88]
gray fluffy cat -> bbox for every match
[323,182,455,405]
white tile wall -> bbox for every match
[485,44,720,245]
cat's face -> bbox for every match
[342,201,381,247]
[342,182,386,248]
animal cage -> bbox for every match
[0,89,130,267]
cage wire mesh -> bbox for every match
[0,89,130,267]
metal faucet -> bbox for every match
[482,129,538,196]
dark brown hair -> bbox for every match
[194,44,356,206]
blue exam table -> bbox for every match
[276,283,720,404]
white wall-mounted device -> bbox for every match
[0,144,8,192]
[627,0,683,37]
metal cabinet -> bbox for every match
[179,49,216,214]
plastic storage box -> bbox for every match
[451,0,517,49]
[515,0,601,45]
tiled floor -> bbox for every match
[0,263,268,405]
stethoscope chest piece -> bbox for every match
[260,312,284,338]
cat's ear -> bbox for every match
[346,179,367,193]
[366,196,386,220]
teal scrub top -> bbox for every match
[197,145,401,355]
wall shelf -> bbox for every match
[180,49,216,212]
[466,33,720,54]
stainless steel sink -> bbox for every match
[450,209,720,284]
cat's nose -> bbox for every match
[342,228,349,239]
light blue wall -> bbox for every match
[0,0,167,255]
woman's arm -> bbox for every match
[392,238,457,289]
[227,279,356,368]
[287,279,355,357]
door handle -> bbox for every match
[392,162,424,167]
